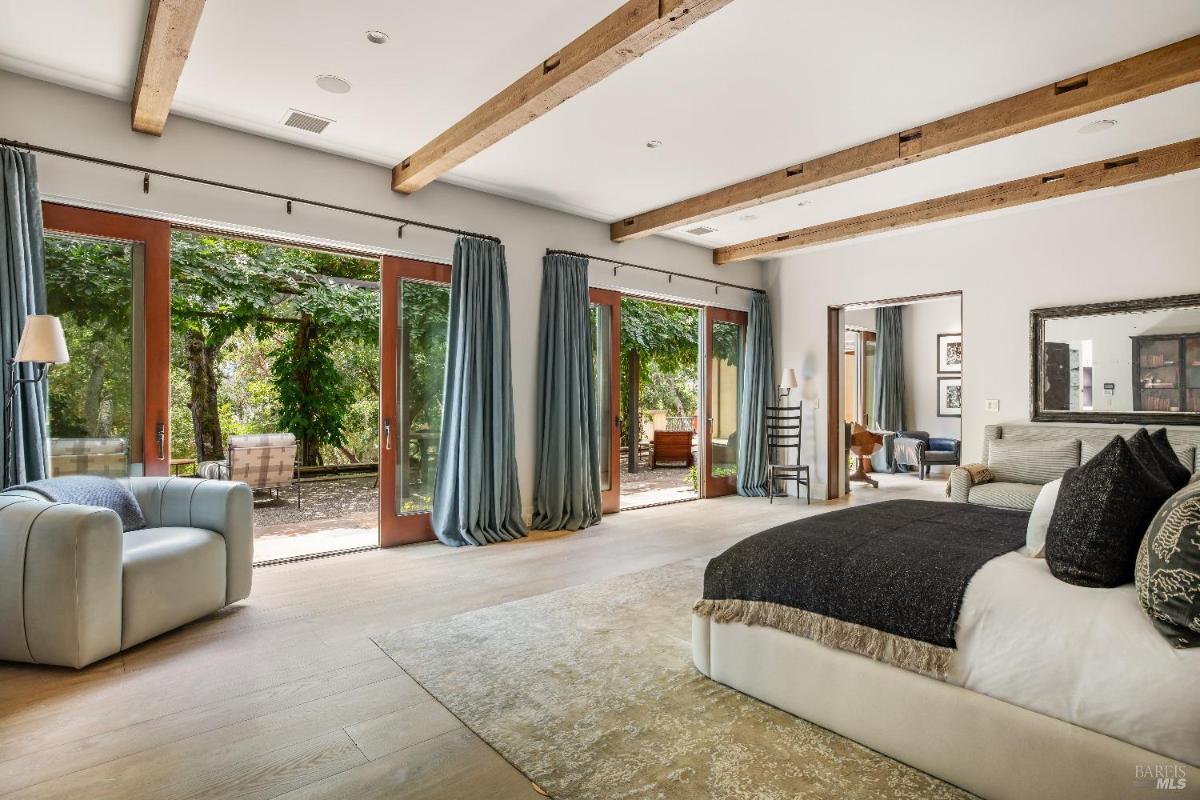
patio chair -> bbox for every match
[50,437,128,478]
[199,433,301,507]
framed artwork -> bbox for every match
[938,376,962,417]
[937,333,963,373]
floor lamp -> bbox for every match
[4,315,69,488]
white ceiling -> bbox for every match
[1,0,1198,251]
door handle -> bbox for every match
[156,422,165,461]
[384,419,393,451]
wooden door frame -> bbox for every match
[41,203,172,477]
[827,291,963,500]
[378,255,451,547]
[589,287,622,514]
[703,306,748,498]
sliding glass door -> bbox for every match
[589,288,621,513]
[378,256,452,546]
[703,307,747,498]
[41,204,171,477]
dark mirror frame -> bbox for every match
[1030,292,1200,426]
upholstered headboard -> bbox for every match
[983,424,1200,473]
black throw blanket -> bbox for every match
[696,500,1027,679]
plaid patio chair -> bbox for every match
[50,437,129,478]
[199,433,300,507]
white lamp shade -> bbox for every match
[779,367,799,389]
[14,315,70,364]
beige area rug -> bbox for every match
[373,561,971,800]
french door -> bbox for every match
[378,256,452,546]
[589,288,621,514]
[703,307,748,498]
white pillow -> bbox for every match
[1025,478,1062,558]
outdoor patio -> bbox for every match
[619,450,697,509]
[251,474,379,561]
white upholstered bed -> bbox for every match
[693,549,1200,800]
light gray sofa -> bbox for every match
[950,423,1200,511]
[0,477,253,669]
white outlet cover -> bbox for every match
[985,399,1000,412]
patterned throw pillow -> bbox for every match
[1045,436,1174,588]
[1136,478,1200,648]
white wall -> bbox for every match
[902,297,962,439]
[0,70,765,520]
[765,170,1200,499]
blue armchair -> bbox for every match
[894,430,961,479]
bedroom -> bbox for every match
[0,1,1198,799]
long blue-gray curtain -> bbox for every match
[871,305,905,471]
[0,147,49,487]
[531,253,602,530]
[430,236,527,546]
[736,292,774,496]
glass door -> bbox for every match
[589,288,621,513]
[379,256,452,546]
[41,204,171,477]
[703,307,747,497]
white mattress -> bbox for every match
[950,551,1200,766]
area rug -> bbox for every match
[372,560,970,800]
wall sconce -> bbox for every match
[778,367,799,404]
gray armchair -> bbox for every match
[0,477,253,669]
[894,430,961,479]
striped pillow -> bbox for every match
[987,439,1080,485]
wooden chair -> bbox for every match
[766,404,809,503]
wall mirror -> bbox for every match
[1030,293,1200,425]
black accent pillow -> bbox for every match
[1045,435,1174,588]
[1128,428,1174,489]
[1149,428,1192,490]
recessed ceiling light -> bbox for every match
[738,213,758,222]
[796,200,809,207]
[315,75,352,94]
[366,30,389,45]
[1078,119,1117,134]
[645,139,663,149]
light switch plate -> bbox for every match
[985,399,1000,412]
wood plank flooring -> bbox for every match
[0,476,945,799]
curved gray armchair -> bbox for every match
[0,477,252,669]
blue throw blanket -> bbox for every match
[10,475,146,531]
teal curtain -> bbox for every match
[430,236,527,546]
[531,253,601,530]
[736,293,774,496]
[1,147,49,487]
[872,306,905,472]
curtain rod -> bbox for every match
[0,138,501,243]
[545,249,764,294]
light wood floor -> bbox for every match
[0,476,946,800]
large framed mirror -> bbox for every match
[1031,293,1200,425]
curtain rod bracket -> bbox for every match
[142,173,149,194]
[286,200,293,215]
[613,265,618,277]
[397,223,407,239]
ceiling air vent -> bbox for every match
[685,225,718,236]
[282,109,333,134]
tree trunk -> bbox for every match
[186,328,225,462]
[626,349,640,474]
[83,352,106,437]
[294,316,322,467]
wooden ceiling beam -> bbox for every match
[131,0,206,135]
[614,34,1200,242]
[391,0,734,194]
[712,138,1200,264]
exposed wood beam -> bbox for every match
[131,0,206,135]
[391,0,734,194]
[613,35,1200,242]
[713,138,1200,264]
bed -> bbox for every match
[692,500,1200,800]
